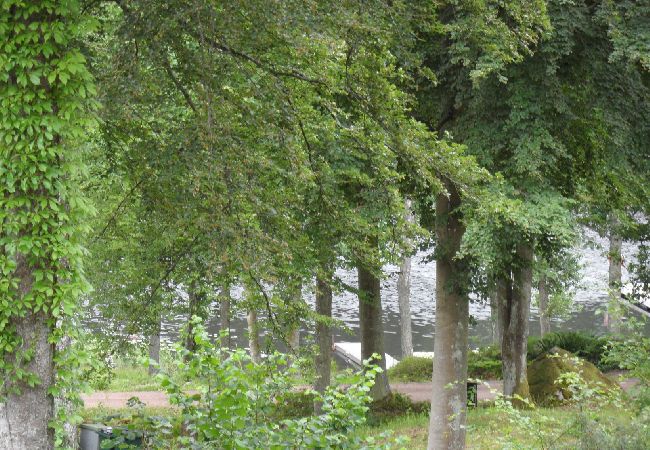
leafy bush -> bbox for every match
[79,334,115,390]
[528,332,615,371]
[605,320,650,412]
[154,319,403,449]
[468,346,502,379]
[388,347,502,382]
[368,393,429,424]
[574,411,650,450]
[387,357,432,382]
[271,390,317,420]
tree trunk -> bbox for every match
[148,318,161,376]
[538,276,551,337]
[489,286,501,345]
[220,284,232,352]
[185,280,199,354]
[427,185,469,450]
[398,198,414,358]
[0,311,55,449]
[287,282,302,359]
[358,265,391,401]
[247,309,262,364]
[54,333,78,449]
[314,275,333,414]
[288,328,300,355]
[499,243,533,404]
[0,5,87,448]
[606,215,623,332]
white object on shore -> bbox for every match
[333,342,400,369]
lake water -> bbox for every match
[151,228,649,359]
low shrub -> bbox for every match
[79,334,115,390]
[368,393,429,424]
[154,318,403,449]
[272,390,316,420]
[387,357,432,382]
[388,347,503,382]
[468,346,502,379]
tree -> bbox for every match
[427,183,470,449]
[397,199,414,357]
[497,242,533,401]
[313,274,333,414]
[358,264,391,401]
[412,0,650,408]
[402,1,550,443]
[0,1,95,447]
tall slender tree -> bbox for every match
[398,199,414,357]
[358,264,391,401]
[427,183,470,449]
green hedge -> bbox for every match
[387,332,616,383]
[388,347,503,382]
[387,357,433,382]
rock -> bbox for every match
[528,347,619,406]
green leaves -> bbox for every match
[0,0,96,443]
[150,320,393,448]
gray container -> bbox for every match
[79,423,142,449]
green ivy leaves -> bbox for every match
[0,0,96,444]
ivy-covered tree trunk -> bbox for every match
[538,276,551,336]
[358,265,391,401]
[0,2,93,448]
[606,215,622,332]
[0,311,55,449]
[219,284,231,351]
[499,243,533,403]
[427,185,469,450]
[314,275,332,414]
[398,198,414,358]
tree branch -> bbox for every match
[186,28,328,87]
[92,177,145,243]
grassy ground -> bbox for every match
[81,406,176,423]
[105,365,161,392]
[358,405,644,449]
[82,401,644,449]
[101,362,357,392]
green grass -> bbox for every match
[82,396,649,449]
[81,406,177,423]
[104,365,161,392]
[358,405,646,449]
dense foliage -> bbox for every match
[0,0,648,447]
[151,321,401,449]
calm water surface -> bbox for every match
[103,229,649,358]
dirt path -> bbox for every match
[82,376,639,409]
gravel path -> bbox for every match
[82,375,639,409]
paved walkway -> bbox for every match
[82,375,639,409]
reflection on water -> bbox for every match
[99,229,650,357]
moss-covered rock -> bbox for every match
[528,347,619,406]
